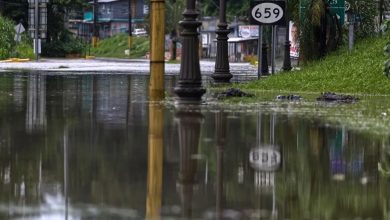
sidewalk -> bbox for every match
[0,58,259,76]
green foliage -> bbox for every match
[15,34,34,59]
[90,34,149,58]
[42,31,86,57]
[382,20,390,77]
[0,0,28,23]
[166,0,184,33]
[0,16,15,59]
[347,0,378,39]
[236,36,389,94]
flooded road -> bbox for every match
[0,73,389,219]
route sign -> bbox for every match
[250,1,286,25]
[249,146,281,171]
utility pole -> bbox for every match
[92,0,98,48]
[149,0,166,100]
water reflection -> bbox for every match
[0,74,389,219]
[175,107,203,219]
[26,74,47,133]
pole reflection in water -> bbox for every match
[26,74,47,133]
[63,124,69,220]
[215,112,227,220]
[251,113,280,219]
[146,70,165,219]
[175,106,203,219]
[146,102,164,219]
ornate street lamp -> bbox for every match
[174,0,205,103]
[212,0,232,83]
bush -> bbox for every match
[42,31,86,57]
[90,33,149,58]
[14,34,34,59]
[347,0,378,39]
[0,16,16,59]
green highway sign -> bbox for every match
[300,0,345,25]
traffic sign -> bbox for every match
[300,0,345,25]
[249,146,281,171]
[14,23,26,42]
[250,1,286,25]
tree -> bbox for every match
[0,15,15,59]
[166,0,185,60]
[0,0,28,25]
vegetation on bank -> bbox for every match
[90,34,149,59]
[0,16,34,60]
[233,35,390,95]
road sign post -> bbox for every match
[28,0,48,60]
[250,1,286,77]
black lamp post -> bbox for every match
[174,0,205,103]
[212,0,232,83]
[282,2,292,71]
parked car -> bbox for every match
[132,28,147,36]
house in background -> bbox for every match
[68,0,147,40]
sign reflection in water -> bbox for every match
[0,74,389,219]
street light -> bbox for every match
[212,0,232,83]
[174,0,205,103]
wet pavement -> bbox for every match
[0,58,258,76]
[0,73,389,219]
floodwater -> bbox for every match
[0,73,389,220]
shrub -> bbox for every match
[382,20,390,77]
[15,34,34,59]
[42,31,87,57]
[0,16,16,59]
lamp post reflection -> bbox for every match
[215,112,227,219]
[175,107,203,218]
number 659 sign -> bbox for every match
[250,1,286,25]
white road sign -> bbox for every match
[251,1,286,25]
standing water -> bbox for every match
[0,73,389,219]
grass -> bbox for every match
[90,33,149,59]
[209,36,390,136]
[233,36,390,95]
